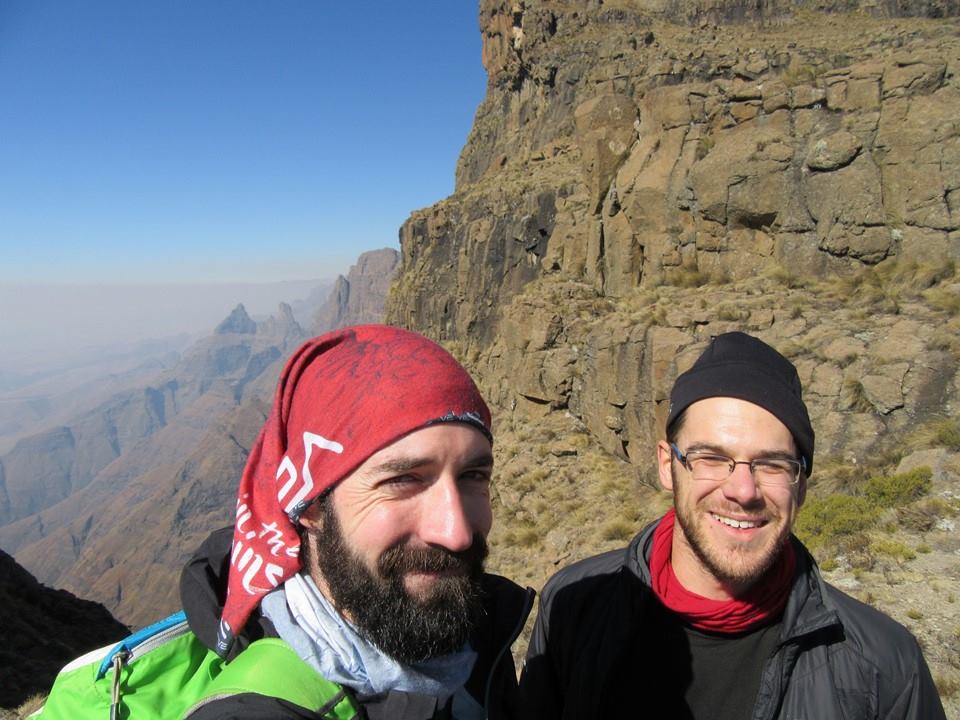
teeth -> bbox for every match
[712,513,759,529]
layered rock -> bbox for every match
[388,2,960,467]
[311,248,400,333]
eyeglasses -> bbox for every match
[670,443,805,487]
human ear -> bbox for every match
[796,475,807,507]
[298,502,323,530]
[657,441,675,492]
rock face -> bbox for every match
[0,548,127,709]
[387,1,960,469]
[214,304,257,335]
[384,3,960,707]
[311,248,400,333]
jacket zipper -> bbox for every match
[483,587,536,714]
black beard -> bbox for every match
[305,501,488,664]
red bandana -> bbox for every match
[217,325,492,655]
[648,509,795,633]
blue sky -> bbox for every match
[0,1,487,284]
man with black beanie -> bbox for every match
[519,331,945,719]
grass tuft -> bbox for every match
[600,519,636,542]
[912,418,960,451]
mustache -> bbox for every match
[378,534,489,577]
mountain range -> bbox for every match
[0,249,398,630]
[4,0,960,713]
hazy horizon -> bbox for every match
[0,276,334,379]
[1,2,485,378]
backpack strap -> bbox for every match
[185,638,360,719]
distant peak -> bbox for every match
[215,304,257,335]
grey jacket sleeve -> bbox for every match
[883,640,946,720]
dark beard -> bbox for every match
[304,500,488,664]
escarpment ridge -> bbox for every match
[386,1,960,707]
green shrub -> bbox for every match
[870,539,916,562]
[795,495,878,549]
[864,467,932,508]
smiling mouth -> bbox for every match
[710,512,766,530]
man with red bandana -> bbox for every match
[179,325,534,719]
[519,332,944,719]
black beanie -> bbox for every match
[666,332,815,476]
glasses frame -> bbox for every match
[670,443,805,486]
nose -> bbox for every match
[722,461,764,505]
[418,478,476,552]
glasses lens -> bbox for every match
[753,459,799,486]
[686,454,732,481]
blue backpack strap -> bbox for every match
[97,611,189,679]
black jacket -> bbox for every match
[519,518,945,719]
[180,528,535,720]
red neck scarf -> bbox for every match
[648,509,795,633]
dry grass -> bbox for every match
[843,378,874,413]
[924,286,960,315]
[761,264,809,290]
[898,498,957,532]
[934,671,960,700]
[666,266,731,288]
[819,258,956,316]
[909,417,960,452]
[5,695,45,720]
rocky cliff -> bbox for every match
[311,248,400,333]
[0,548,127,709]
[385,1,960,707]
[388,0,960,493]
